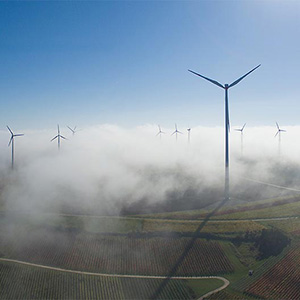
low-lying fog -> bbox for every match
[0,124,300,216]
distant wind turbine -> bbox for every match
[235,123,246,156]
[275,122,286,156]
[67,126,78,135]
[51,124,66,150]
[7,126,24,169]
[156,125,165,139]
[187,127,191,144]
[189,65,260,201]
[171,124,182,141]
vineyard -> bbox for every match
[244,247,300,299]
[0,230,234,276]
[0,261,197,299]
[143,219,265,234]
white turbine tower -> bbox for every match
[187,127,191,144]
[51,124,66,150]
[235,123,246,156]
[7,126,24,169]
[275,122,286,156]
[189,65,260,201]
[171,124,182,141]
[156,125,165,139]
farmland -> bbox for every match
[244,247,300,299]
[0,260,202,299]
[0,192,299,299]
[0,228,234,276]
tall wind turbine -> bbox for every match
[275,122,286,156]
[7,126,24,169]
[51,124,66,150]
[156,125,165,139]
[187,127,191,144]
[67,126,78,135]
[235,123,246,156]
[171,124,182,141]
[189,65,260,201]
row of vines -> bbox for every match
[0,261,195,299]
[0,230,234,276]
[245,247,300,299]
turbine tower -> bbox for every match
[189,65,260,201]
[51,124,66,150]
[235,123,246,156]
[156,125,165,139]
[67,126,77,135]
[171,124,182,141]
[187,127,191,144]
[7,126,24,169]
[275,122,286,156]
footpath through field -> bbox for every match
[0,257,229,299]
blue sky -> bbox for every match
[1,1,300,130]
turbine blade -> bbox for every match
[228,64,261,88]
[67,126,75,133]
[60,135,67,140]
[188,70,224,89]
[156,132,161,136]
[51,135,58,142]
[274,131,279,138]
[171,131,176,135]
[6,126,13,135]
[242,123,246,131]
[8,137,13,147]
[178,131,183,134]
[14,134,24,137]
[280,130,287,132]
[276,122,280,130]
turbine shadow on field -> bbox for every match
[150,197,228,300]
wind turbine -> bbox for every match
[189,65,260,201]
[51,124,66,150]
[7,126,24,169]
[67,126,78,135]
[171,124,182,141]
[156,125,165,139]
[187,127,191,144]
[275,122,286,156]
[235,123,246,156]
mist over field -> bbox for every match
[0,124,300,216]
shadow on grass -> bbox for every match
[150,197,228,300]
